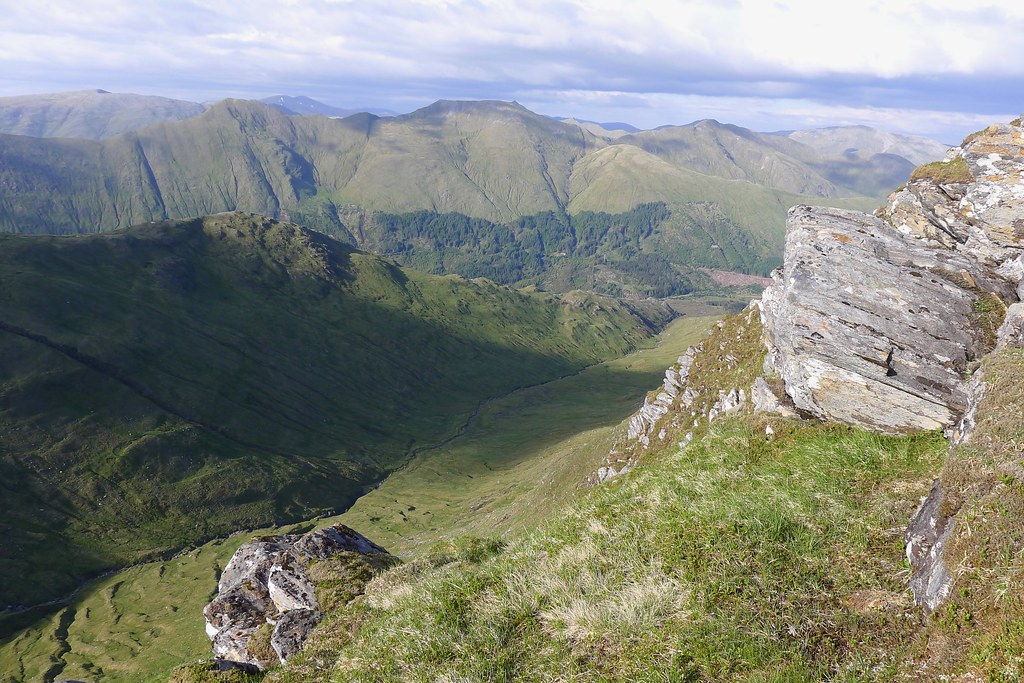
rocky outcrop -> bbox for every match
[586,309,763,486]
[760,204,1012,434]
[880,118,1024,266]
[626,348,698,448]
[761,117,1024,613]
[203,524,392,670]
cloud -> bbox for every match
[0,0,1021,139]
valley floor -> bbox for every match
[0,308,722,683]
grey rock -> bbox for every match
[949,368,987,447]
[906,480,955,613]
[625,349,699,448]
[880,119,1024,269]
[271,608,321,663]
[761,204,1004,433]
[217,538,292,594]
[996,302,1024,349]
[267,565,318,612]
[204,523,390,670]
[750,376,798,417]
[293,523,389,558]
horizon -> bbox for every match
[1,1,1023,144]
[0,87,1010,146]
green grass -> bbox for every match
[906,347,1024,680]
[275,417,945,682]
[0,304,720,683]
[337,313,721,556]
[246,307,949,682]
[909,157,973,184]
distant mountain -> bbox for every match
[561,117,640,138]
[618,119,843,197]
[781,125,950,166]
[0,98,943,292]
[0,211,661,608]
[260,94,397,118]
[0,89,205,139]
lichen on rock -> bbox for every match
[202,523,393,671]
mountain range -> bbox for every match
[0,87,1003,683]
[0,94,947,299]
[0,90,206,139]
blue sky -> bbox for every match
[0,0,1021,143]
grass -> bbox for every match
[909,157,973,184]
[275,417,945,682]
[905,347,1024,680]
[248,307,949,682]
[0,305,721,683]
[336,312,721,556]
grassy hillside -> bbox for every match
[291,420,942,683]
[620,120,935,202]
[0,90,205,140]
[220,310,950,683]
[0,211,661,612]
[0,312,722,683]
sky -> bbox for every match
[1,0,1022,143]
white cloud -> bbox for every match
[0,0,1020,137]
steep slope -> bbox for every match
[0,315,717,683]
[223,310,947,683]
[184,115,1022,683]
[622,119,945,201]
[0,90,205,139]
[333,100,598,221]
[619,119,843,197]
[0,211,660,610]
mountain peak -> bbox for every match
[408,99,535,119]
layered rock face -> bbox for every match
[881,118,1024,271]
[760,205,1011,433]
[761,118,1024,611]
[762,118,1024,435]
[203,524,392,670]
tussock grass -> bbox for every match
[270,418,944,682]
[908,348,1024,681]
[909,157,973,185]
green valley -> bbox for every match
[0,211,664,614]
[0,309,723,683]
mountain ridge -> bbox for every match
[0,90,206,139]
[0,97,920,299]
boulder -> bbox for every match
[905,481,955,613]
[761,205,1009,433]
[204,524,391,670]
[996,302,1024,349]
[271,608,321,662]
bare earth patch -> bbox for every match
[699,268,774,287]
